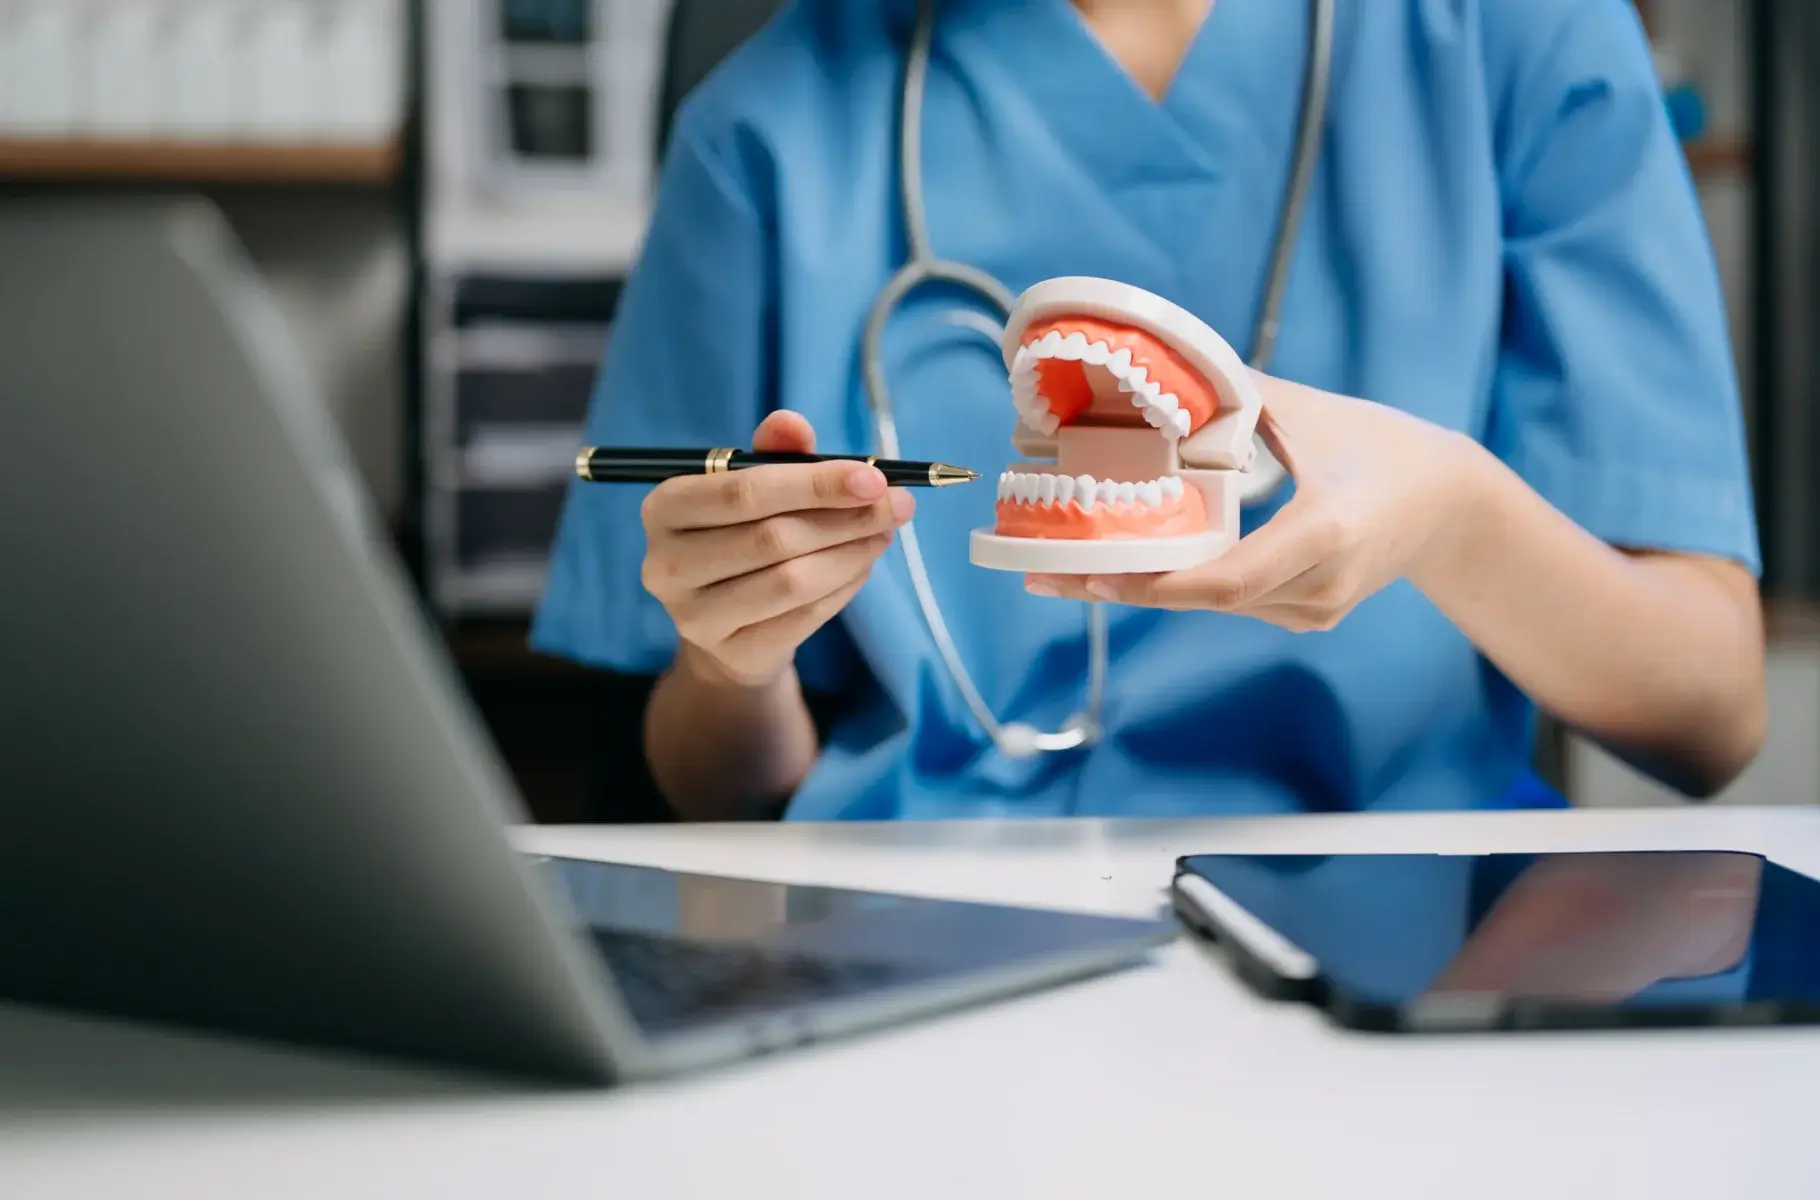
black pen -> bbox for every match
[573,447,981,488]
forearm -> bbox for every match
[643,641,820,821]
[1410,441,1767,797]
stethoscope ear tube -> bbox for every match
[1234,0,1332,509]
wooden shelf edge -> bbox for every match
[1684,136,1752,177]
[1766,601,1820,645]
[0,137,400,185]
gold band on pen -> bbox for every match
[575,448,595,481]
[927,463,977,486]
[705,448,735,474]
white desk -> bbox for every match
[5,808,1819,1198]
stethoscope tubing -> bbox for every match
[860,0,1332,758]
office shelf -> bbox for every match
[0,138,400,185]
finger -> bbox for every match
[719,572,870,670]
[1064,497,1351,610]
[1024,577,1344,634]
[679,532,893,641]
[660,491,912,589]
[1104,556,1334,614]
[1237,600,1346,634]
[752,409,816,454]
[643,459,888,532]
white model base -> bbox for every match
[969,527,1233,574]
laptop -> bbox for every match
[0,198,1173,1085]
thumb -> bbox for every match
[752,410,816,454]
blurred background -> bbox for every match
[1,0,1815,823]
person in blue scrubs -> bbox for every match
[532,0,1767,822]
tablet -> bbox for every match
[1170,850,1820,1032]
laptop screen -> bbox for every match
[531,855,1171,1037]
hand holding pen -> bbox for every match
[623,412,963,690]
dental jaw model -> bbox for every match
[970,277,1265,574]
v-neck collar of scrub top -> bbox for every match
[937,0,1317,196]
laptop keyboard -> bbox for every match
[584,925,908,1035]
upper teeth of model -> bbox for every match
[997,471,1184,509]
[1010,332,1194,439]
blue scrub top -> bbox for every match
[533,0,1759,820]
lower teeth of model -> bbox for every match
[997,472,1182,510]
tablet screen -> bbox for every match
[1178,851,1820,1021]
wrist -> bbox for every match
[674,638,799,697]
[650,641,815,821]
[1407,432,1506,597]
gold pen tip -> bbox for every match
[929,464,979,487]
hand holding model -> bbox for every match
[971,276,1484,633]
[639,410,914,687]
[1028,375,1485,632]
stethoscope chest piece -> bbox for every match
[995,716,1095,759]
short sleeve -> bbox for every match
[1482,0,1760,576]
[529,122,863,692]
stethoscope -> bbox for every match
[861,0,1335,759]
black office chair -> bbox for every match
[654,0,785,162]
